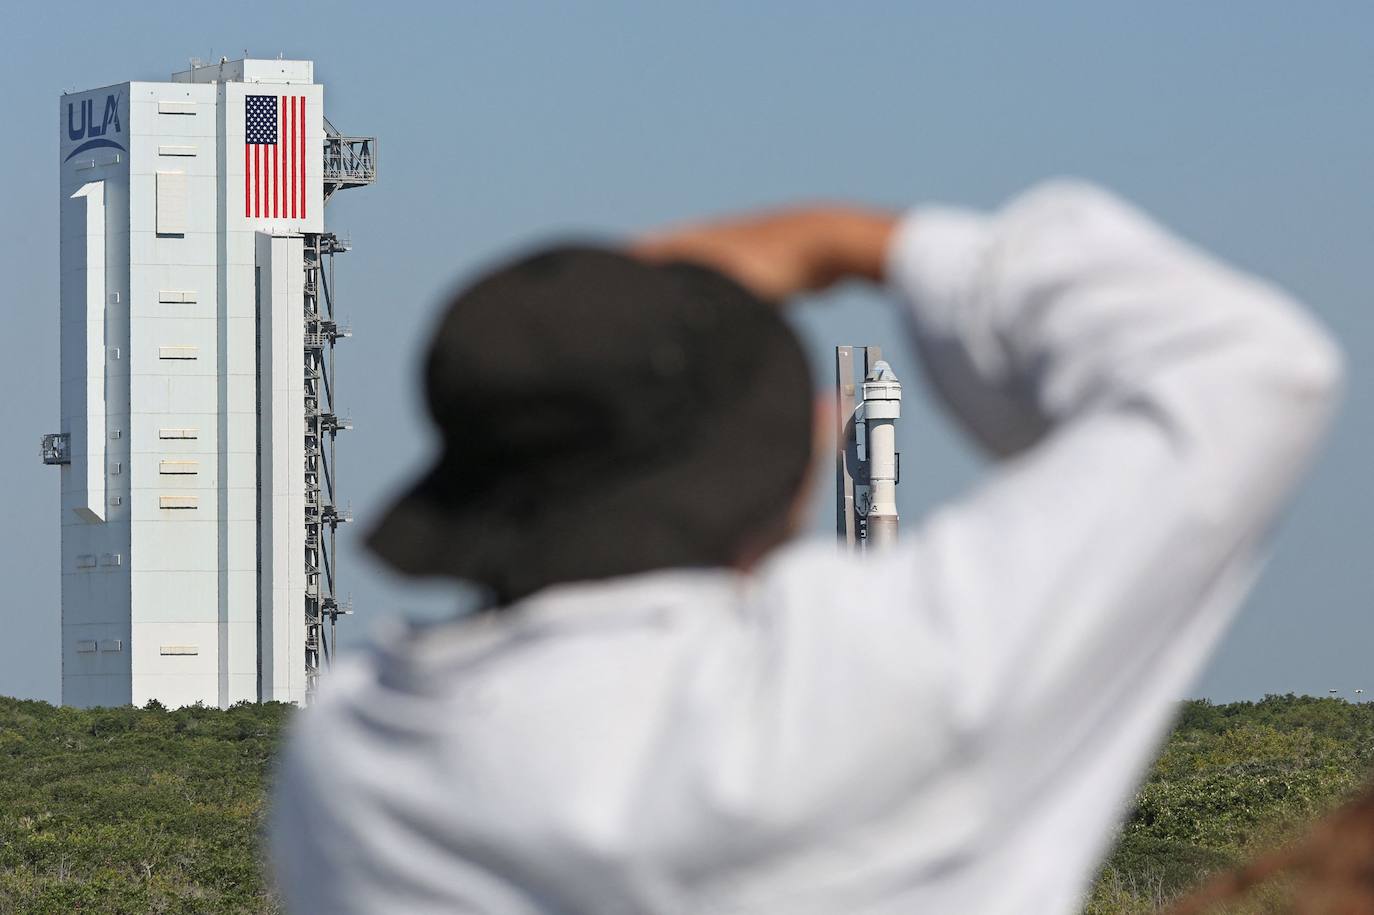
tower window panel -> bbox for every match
[155,171,188,235]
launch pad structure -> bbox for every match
[47,58,375,707]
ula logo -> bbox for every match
[65,93,125,161]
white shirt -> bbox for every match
[271,182,1342,914]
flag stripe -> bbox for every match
[289,97,296,218]
[293,95,299,219]
[244,144,251,217]
[288,97,294,219]
[277,107,282,217]
[281,97,288,217]
[300,96,306,220]
[279,99,286,218]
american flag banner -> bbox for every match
[245,94,306,220]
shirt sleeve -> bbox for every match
[882,180,1341,720]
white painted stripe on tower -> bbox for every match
[70,181,106,523]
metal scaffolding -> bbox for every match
[304,124,375,700]
[302,233,351,698]
[323,117,377,200]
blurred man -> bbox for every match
[272,181,1342,914]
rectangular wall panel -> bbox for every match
[59,82,133,710]
[155,171,187,235]
[255,232,306,704]
[128,79,221,710]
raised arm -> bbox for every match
[633,205,897,302]
[880,180,1342,716]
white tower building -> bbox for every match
[47,58,375,708]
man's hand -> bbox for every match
[632,207,898,302]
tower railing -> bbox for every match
[322,117,377,200]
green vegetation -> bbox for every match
[1,694,1370,913]
[1087,695,1374,913]
[0,697,291,915]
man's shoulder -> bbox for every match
[295,541,904,750]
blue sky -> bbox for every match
[2,1,1369,703]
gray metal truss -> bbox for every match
[304,117,375,700]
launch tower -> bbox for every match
[45,58,375,707]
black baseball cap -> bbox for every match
[366,245,814,604]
